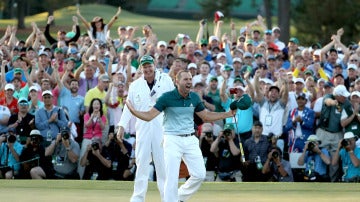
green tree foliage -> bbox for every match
[198,0,241,20]
[293,0,360,46]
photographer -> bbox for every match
[262,146,294,182]
[0,129,23,179]
[103,132,133,180]
[199,123,220,181]
[7,97,35,146]
[210,123,242,182]
[242,121,271,182]
[297,135,331,182]
[80,138,112,180]
[19,130,55,179]
[45,127,80,179]
[332,132,360,182]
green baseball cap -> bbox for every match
[210,76,218,82]
[224,123,235,131]
[140,55,154,66]
[54,48,64,53]
[289,37,299,45]
[14,68,23,74]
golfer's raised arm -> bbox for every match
[125,100,161,121]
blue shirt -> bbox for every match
[154,88,205,135]
[304,148,330,175]
[5,69,27,83]
[222,97,253,134]
[0,142,23,171]
[339,147,360,180]
[58,87,85,123]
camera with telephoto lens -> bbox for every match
[272,151,279,159]
[61,131,69,140]
[307,142,315,151]
[91,141,100,150]
[223,129,232,137]
[5,134,16,143]
[204,131,213,138]
[341,139,350,147]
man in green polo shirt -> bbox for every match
[126,70,236,202]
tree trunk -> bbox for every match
[278,0,290,43]
[17,0,25,29]
[264,0,272,29]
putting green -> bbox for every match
[0,180,359,202]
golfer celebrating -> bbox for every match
[126,70,237,202]
[117,55,174,202]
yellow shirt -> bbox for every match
[84,86,107,116]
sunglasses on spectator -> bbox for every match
[350,59,358,62]
[43,96,52,99]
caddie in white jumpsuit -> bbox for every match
[125,71,236,202]
[117,55,174,202]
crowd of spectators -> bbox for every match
[0,8,359,183]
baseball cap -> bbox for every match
[233,77,244,85]
[223,65,233,71]
[187,63,197,70]
[223,123,235,131]
[347,64,358,70]
[313,49,321,56]
[209,35,219,42]
[296,92,308,100]
[243,52,253,58]
[216,53,226,60]
[351,91,360,98]
[60,126,70,135]
[12,56,22,62]
[39,51,49,57]
[233,57,242,63]
[293,77,305,85]
[333,85,350,97]
[14,68,23,74]
[269,85,280,92]
[123,41,134,48]
[323,81,334,88]
[317,78,326,84]
[245,39,254,45]
[272,27,281,33]
[265,30,272,35]
[42,90,53,97]
[99,74,110,82]
[267,55,276,61]
[253,120,263,127]
[289,37,299,45]
[210,76,218,82]
[157,41,167,48]
[30,129,41,137]
[194,50,203,56]
[200,39,208,45]
[5,83,15,91]
[254,53,263,59]
[29,85,38,92]
[344,132,356,140]
[307,135,319,142]
[17,97,29,105]
[54,48,64,54]
[140,55,154,66]
[304,69,314,75]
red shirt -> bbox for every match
[0,97,19,114]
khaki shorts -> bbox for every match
[316,128,343,153]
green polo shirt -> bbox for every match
[154,88,205,135]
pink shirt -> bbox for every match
[83,113,106,139]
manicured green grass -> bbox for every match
[0,4,254,42]
[1,180,359,202]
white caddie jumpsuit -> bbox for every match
[118,70,174,202]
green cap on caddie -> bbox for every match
[140,55,154,66]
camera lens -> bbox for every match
[272,151,279,158]
[7,135,16,143]
[92,142,99,150]
[341,139,349,147]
